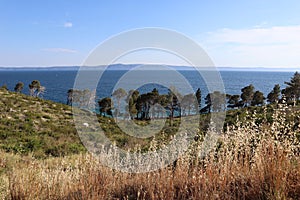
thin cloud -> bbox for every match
[42,48,77,53]
[201,25,300,68]
[206,25,300,45]
[64,22,73,28]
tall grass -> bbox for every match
[2,104,300,199]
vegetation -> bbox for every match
[14,82,24,93]
[0,84,8,91]
[98,97,112,117]
[112,88,127,120]
[0,72,299,199]
[251,90,265,106]
[283,71,300,102]
[202,91,226,113]
[0,88,84,158]
[29,80,45,97]
[241,84,255,107]
[94,72,300,117]
[1,100,299,199]
[267,84,281,104]
[66,88,96,109]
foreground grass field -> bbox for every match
[1,122,299,199]
[0,89,300,199]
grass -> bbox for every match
[2,118,300,199]
[0,89,85,157]
[0,89,300,199]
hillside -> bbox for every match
[0,88,300,199]
[0,89,85,157]
[1,88,300,157]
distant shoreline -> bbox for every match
[0,64,298,72]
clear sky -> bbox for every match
[1,0,300,68]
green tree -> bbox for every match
[80,89,92,108]
[126,90,139,119]
[158,94,169,118]
[281,87,293,103]
[227,94,241,108]
[135,88,161,120]
[195,88,201,113]
[166,87,181,122]
[267,84,281,104]
[70,89,94,108]
[241,84,255,107]
[98,97,112,117]
[202,94,211,113]
[251,90,265,106]
[284,71,300,102]
[29,80,45,97]
[148,88,160,118]
[181,93,197,116]
[112,88,127,120]
[136,93,150,120]
[211,91,226,112]
[66,89,73,105]
[203,91,226,113]
[14,82,24,93]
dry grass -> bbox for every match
[1,104,300,199]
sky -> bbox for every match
[1,0,300,68]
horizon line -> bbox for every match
[0,64,298,72]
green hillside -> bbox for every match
[1,87,299,158]
[0,89,85,158]
[0,88,300,199]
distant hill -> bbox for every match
[0,64,298,72]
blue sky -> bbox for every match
[1,0,300,68]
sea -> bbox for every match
[0,67,296,105]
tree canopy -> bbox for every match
[251,90,265,106]
[14,82,24,93]
[267,84,281,104]
[241,84,254,107]
[112,88,127,120]
[98,97,112,117]
[284,71,300,101]
[29,80,45,97]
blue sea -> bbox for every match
[0,68,295,105]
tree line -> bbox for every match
[1,80,45,97]
[1,72,299,119]
[65,71,300,120]
[226,71,300,108]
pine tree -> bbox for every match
[112,88,127,120]
[241,84,255,107]
[267,84,281,104]
[98,97,112,116]
[195,88,201,113]
[14,82,24,93]
[284,71,300,101]
[251,90,265,106]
